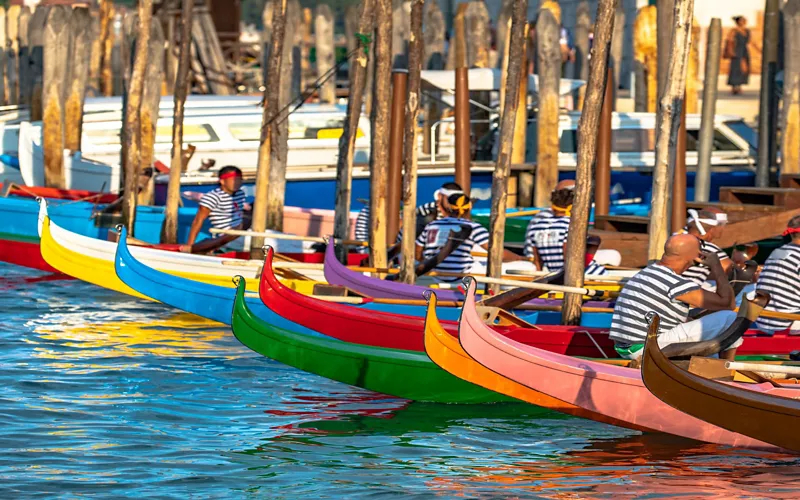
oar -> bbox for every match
[724,361,800,376]
[210,228,368,247]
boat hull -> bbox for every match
[457,279,779,449]
[0,234,61,273]
[641,318,800,452]
[231,277,516,404]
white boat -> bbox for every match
[18,104,372,192]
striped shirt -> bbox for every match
[198,188,247,229]
[754,243,800,332]
[524,211,570,272]
[610,263,701,344]
[415,217,489,280]
[355,201,438,253]
[681,237,730,285]
[585,260,608,276]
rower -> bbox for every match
[610,233,739,361]
[677,208,732,285]
[523,179,574,272]
[415,194,520,281]
[354,181,464,253]
[753,216,800,334]
[181,166,250,253]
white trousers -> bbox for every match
[626,310,741,360]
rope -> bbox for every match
[262,33,373,129]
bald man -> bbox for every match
[610,233,739,361]
[523,179,576,271]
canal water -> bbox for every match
[2,262,799,498]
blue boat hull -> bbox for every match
[156,170,756,211]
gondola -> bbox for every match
[641,314,800,452]
[230,276,516,404]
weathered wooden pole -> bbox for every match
[465,1,491,141]
[399,0,423,284]
[363,7,376,116]
[453,2,471,195]
[695,18,721,203]
[121,0,153,233]
[647,0,694,262]
[89,0,109,96]
[250,0,288,257]
[387,69,407,246]
[162,0,193,244]
[265,0,299,232]
[562,0,617,326]
[511,25,529,206]
[757,0,781,187]
[421,0,444,156]
[101,5,116,97]
[611,2,625,101]
[487,0,527,292]
[684,19,700,113]
[633,5,657,112]
[534,9,560,208]
[334,0,374,263]
[368,0,392,268]
[656,0,675,102]
[496,0,512,70]
[7,5,20,105]
[18,7,31,105]
[164,4,177,95]
[594,67,614,217]
[64,7,92,153]
[782,0,800,176]
[138,18,165,206]
[314,4,335,104]
[671,96,687,234]
[574,1,591,108]
[42,6,70,189]
[28,5,48,119]
[299,8,311,92]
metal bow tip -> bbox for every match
[115,224,124,232]
[645,311,658,325]
[262,244,273,252]
[422,290,434,303]
[232,275,243,286]
[461,277,474,289]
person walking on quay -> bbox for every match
[724,16,751,96]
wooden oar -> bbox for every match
[725,361,800,376]
[210,228,368,247]
[505,208,542,218]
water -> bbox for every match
[2,262,799,498]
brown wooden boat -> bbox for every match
[641,313,800,453]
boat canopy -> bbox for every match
[420,68,584,96]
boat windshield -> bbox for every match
[724,119,758,153]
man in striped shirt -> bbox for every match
[415,194,520,281]
[678,208,732,285]
[523,179,575,272]
[181,166,249,252]
[610,233,738,361]
[355,182,464,252]
[754,216,800,334]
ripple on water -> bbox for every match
[0,262,798,498]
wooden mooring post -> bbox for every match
[647,0,694,261]
[534,8,560,208]
[314,4,335,104]
[64,7,92,153]
[368,0,392,269]
[783,0,800,176]
[138,17,165,206]
[387,69,407,246]
[333,0,374,263]
[562,0,617,326]
[399,0,423,284]
[29,6,48,122]
[162,0,194,245]
[757,0,780,187]
[42,6,70,189]
[7,5,20,105]
[695,18,721,203]
[487,0,527,293]
[633,5,656,112]
[250,0,288,257]
[453,3,470,195]
[594,67,614,218]
[121,0,153,234]
[671,97,687,234]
